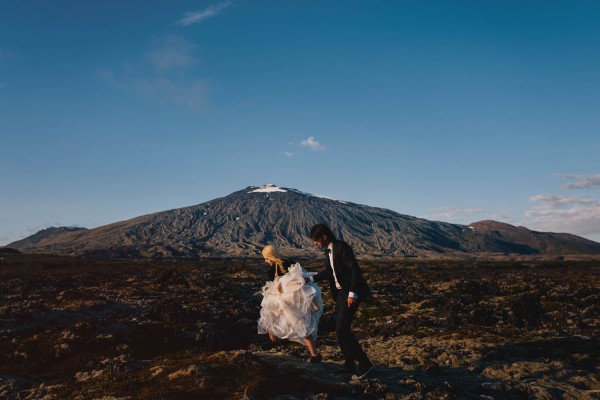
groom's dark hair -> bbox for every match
[310,224,336,243]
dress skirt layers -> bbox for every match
[258,263,323,343]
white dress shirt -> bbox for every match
[327,243,341,289]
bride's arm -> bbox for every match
[296,262,330,283]
[302,271,316,280]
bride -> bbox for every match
[257,245,324,362]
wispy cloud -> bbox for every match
[99,36,208,111]
[99,69,208,111]
[559,173,600,189]
[177,1,232,26]
[485,209,516,224]
[145,36,197,71]
[0,224,12,245]
[283,151,294,157]
[426,207,484,221]
[523,194,600,238]
[528,194,598,209]
[300,136,326,151]
[134,77,208,110]
[0,48,15,62]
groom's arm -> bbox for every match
[339,242,361,298]
[310,264,330,283]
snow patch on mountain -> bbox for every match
[248,184,288,193]
[314,194,348,204]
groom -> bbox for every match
[308,224,374,380]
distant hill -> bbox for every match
[8,184,600,258]
[466,220,600,255]
[6,227,87,251]
[0,247,21,254]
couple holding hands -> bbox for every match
[257,224,374,381]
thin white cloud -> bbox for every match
[145,36,197,71]
[98,36,209,111]
[99,68,209,111]
[523,194,600,238]
[485,211,516,224]
[133,77,209,111]
[283,151,294,157]
[97,68,119,88]
[559,173,600,189]
[0,48,16,62]
[486,216,515,225]
[300,136,326,151]
[177,1,232,26]
[426,207,484,221]
[528,194,598,209]
[0,224,12,245]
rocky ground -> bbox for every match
[0,253,598,399]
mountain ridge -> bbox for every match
[7,184,600,258]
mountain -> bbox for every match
[5,226,87,251]
[467,220,600,255]
[8,184,600,258]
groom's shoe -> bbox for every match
[351,361,374,380]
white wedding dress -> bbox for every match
[257,263,323,343]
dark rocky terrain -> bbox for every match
[7,185,600,258]
[1,252,598,399]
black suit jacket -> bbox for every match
[313,240,370,300]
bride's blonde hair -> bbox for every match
[262,245,288,276]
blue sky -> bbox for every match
[1,0,599,245]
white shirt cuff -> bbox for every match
[348,292,358,299]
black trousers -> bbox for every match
[334,290,370,366]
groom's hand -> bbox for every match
[347,297,356,308]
